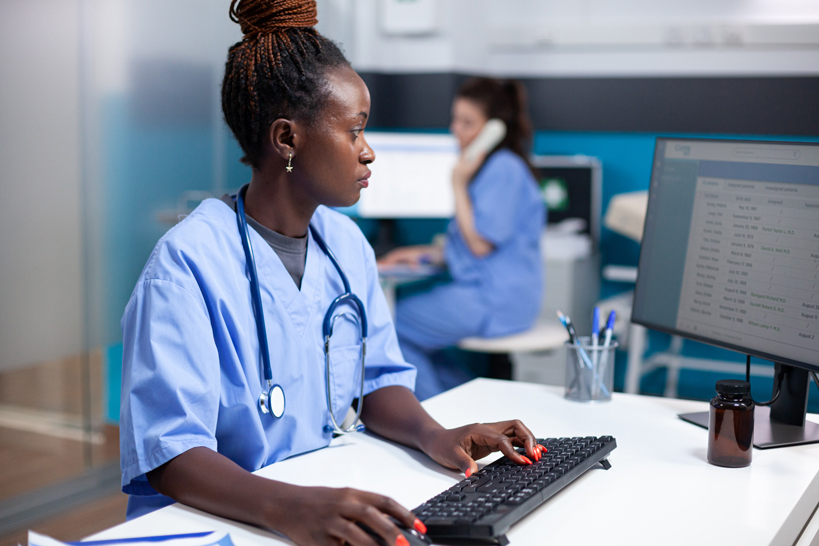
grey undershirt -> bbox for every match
[220,194,307,289]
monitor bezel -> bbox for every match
[631,136,819,374]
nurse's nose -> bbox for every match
[360,136,375,165]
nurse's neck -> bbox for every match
[243,171,316,239]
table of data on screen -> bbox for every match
[675,176,819,364]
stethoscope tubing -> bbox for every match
[235,186,367,435]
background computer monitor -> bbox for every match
[632,137,819,448]
[533,155,602,248]
[357,132,458,218]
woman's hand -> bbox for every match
[377,245,442,267]
[450,150,494,258]
[451,151,486,190]
[277,485,422,546]
[420,420,542,476]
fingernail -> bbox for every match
[396,535,410,546]
[535,451,541,461]
[521,455,533,465]
[540,445,547,453]
[414,518,427,535]
[465,467,472,478]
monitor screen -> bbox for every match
[357,132,458,218]
[534,155,601,247]
[632,138,819,372]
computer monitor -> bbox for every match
[533,155,602,248]
[632,138,819,449]
[357,132,458,218]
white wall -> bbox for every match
[317,0,819,76]
[0,0,84,371]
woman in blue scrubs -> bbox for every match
[119,2,541,545]
[379,79,545,402]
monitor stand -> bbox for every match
[678,363,819,449]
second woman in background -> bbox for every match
[379,78,545,401]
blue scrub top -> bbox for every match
[444,149,545,337]
[119,199,416,519]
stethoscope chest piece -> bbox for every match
[259,383,285,418]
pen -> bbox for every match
[592,307,600,349]
[556,310,577,344]
[557,310,594,369]
[594,310,617,398]
[604,310,616,347]
[591,307,600,392]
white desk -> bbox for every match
[87,379,819,545]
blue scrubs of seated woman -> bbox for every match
[380,79,545,402]
[119,3,541,546]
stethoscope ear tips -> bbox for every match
[259,384,285,418]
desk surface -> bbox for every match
[89,379,819,546]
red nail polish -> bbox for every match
[414,518,427,535]
[396,535,410,546]
[465,467,472,477]
[521,455,533,465]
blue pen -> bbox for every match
[591,307,600,348]
[591,307,601,378]
[594,310,617,399]
[604,310,616,347]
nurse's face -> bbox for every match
[450,97,489,151]
[296,67,375,208]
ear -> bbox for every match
[268,118,304,160]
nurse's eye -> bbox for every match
[351,128,363,140]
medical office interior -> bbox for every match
[1,0,818,542]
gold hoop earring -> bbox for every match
[286,152,293,173]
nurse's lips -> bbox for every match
[357,171,371,188]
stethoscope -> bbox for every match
[235,185,367,435]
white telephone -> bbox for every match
[463,118,507,162]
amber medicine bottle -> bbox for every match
[708,380,754,468]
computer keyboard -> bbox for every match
[413,436,616,542]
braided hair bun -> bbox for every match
[230,0,317,38]
[222,0,349,169]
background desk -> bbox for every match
[87,379,819,545]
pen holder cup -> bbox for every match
[564,337,617,403]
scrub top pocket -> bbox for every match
[325,343,363,424]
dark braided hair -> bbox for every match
[222,0,350,169]
[456,78,536,175]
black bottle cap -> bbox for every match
[715,379,751,395]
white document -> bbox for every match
[29,531,234,546]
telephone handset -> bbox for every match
[463,118,507,162]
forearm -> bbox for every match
[147,446,295,530]
[453,184,494,257]
[360,386,444,453]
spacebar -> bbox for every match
[425,517,456,526]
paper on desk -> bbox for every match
[28,531,234,546]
